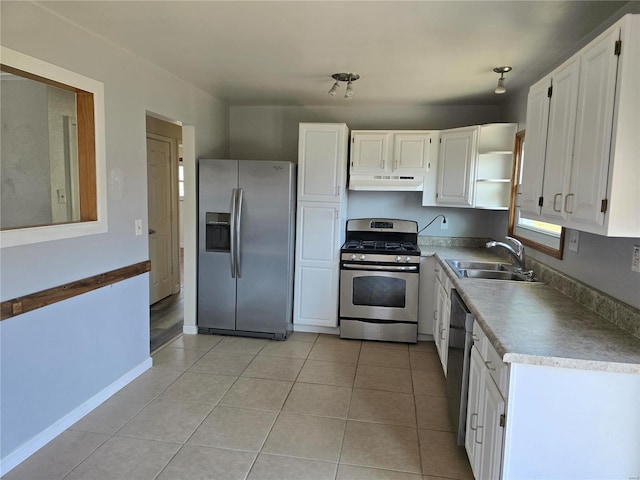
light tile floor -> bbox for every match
[5,333,473,480]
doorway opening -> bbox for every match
[146,114,184,353]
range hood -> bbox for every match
[348,174,424,191]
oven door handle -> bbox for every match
[341,264,418,272]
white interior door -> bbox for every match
[147,136,173,304]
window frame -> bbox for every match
[508,129,565,259]
[0,46,107,248]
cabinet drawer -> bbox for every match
[472,321,488,358]
[485,341,508,397]
[434,261,451,292]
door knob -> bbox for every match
[149,229,156,235]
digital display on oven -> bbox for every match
[371,221,393,229]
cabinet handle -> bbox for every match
[553,193,562,212]
[564,193,574,214]
[394,160,398,170]
[472,334,480,342]
[440,327,446,340]
[469,413,478,431]
[434,268,440,273]
[485,360,497,371]
[475,425,483,445]
[433,310,438,321]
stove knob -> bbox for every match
[360,254,366,261]
[350,254,357,261]
[405,256,411,263]
[396,256,402,262]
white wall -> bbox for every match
[230,105,502,162]
[495,9,640,309]
[0,0,228,469]
[230,104,504,238]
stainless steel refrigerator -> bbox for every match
[197,159,296,340]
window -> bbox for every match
[0,47,106,247]
[508,130,565,258]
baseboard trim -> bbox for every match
[183,325,198,335]
[293,324,340,335]
[0,357,152,476]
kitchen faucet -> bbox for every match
[486,236,526,271]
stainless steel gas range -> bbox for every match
[339,218,420,343]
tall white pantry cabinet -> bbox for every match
[294,123,349,331]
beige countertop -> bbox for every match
[420,247,640,374]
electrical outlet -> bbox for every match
[632,245,640,273]
[135,219,143,236]
[568,230,579,253]
[441,217,448,230]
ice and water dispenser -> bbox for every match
[205,212,231,251]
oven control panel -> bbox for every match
[341,253,418,265]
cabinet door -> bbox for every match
[435,280,450,374]
[418,256,436,336]
[478,376,506,480]
[465,346,484,478]
[294,202,341,327]
[567,28,620,230]
[350,132,390,173]
[393,132,432,172]
[519,77,551,219]
[436,127,478,207]
[540,57,580,223]
[298,123,348,202]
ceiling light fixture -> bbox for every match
[493,66,512,94]
[327,73,360,99]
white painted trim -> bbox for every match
[183,325,198,335]
[0,46,108,248]
[0,357,152,477]
[293,324,340,335]
[182,126,197,331]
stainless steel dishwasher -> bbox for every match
[446,289,475,446]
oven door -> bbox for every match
[340,265,419,323]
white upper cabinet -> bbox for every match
[350,131,390,173]
[475,124,518,210]
[436,126,478,207]
[568,27,620,229]
[540,57,580,224]
[298,123,349,202]
[392,132,433,172]
[427,123,516,209]
[519,77,551,219]
[521,14,640,236]
[349,131,438,191]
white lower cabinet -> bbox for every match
[466,325,506,480]
[432,261,450,374]
[418,256,437,336]
[293,202,341,328]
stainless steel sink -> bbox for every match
[446,260,510,271]
[446,259,537,282]
[459,270,523,280]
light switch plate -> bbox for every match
[568,230,579,253]
[135,219,143,236]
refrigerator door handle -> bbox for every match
[229,188,237,278]
[235,188,244,278]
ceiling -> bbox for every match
[34,1,631,106]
